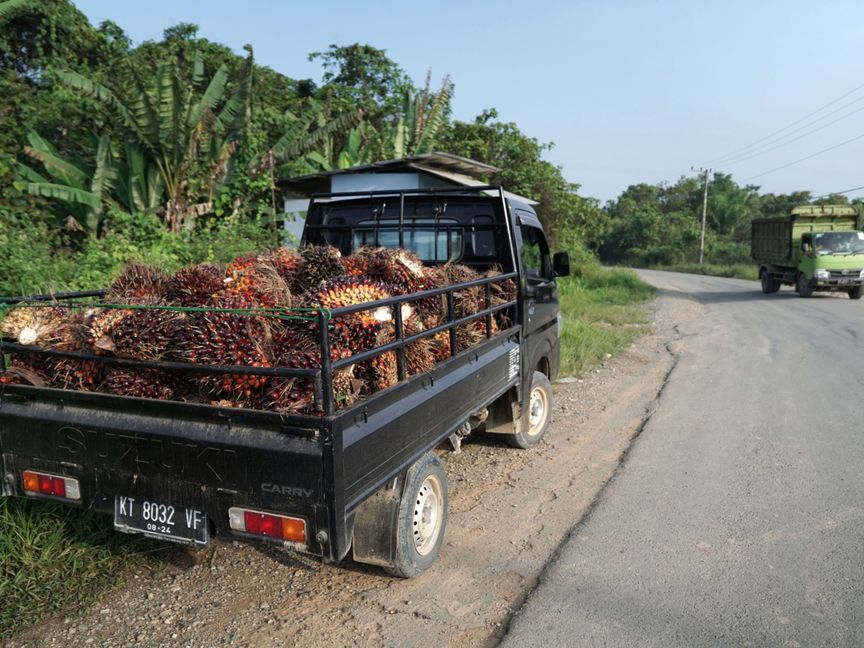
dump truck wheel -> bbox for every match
[796,273,813,298]
[506,371,552,449]
[849,286,863,300]
[383,452,448,578]
[761,272,779,294]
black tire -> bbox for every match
[506,371,552,449]
[761,272,779,294]
[849,286,863,300]
[796,273,813,298]
[383,452,448,578]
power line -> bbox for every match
[812,184,864,200]
[705,81,864,165]
[720,102,864,167]
[744,131,864,181]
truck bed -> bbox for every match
[0,325,520,561]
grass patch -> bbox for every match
[0,497,164,640]
[657,263,757,280]
[558,267,656,376]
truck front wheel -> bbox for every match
[506,371,552,449]
[849,286,863,300]
[796,273,813,298]
[384,452,449,578]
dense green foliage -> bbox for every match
[600,172,860,268]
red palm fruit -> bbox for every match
[264,345,357,414]
[168,263,225,306]
[42,314,103,391]
[104,367,185,400]
[303,276,392,352]
[264,248,304,286]
[224,260,292,308]
[174,295,273,401]
[415,265,447,327]
[109,309,184,360]
[296,245,345,292]
[343,254,369,277]
[106,262,168,305]
[86,308,134,354]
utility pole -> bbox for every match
[692,167,711,265]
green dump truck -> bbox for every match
[752,205,864,299]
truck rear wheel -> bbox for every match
[506,371,552,449]
[796,273,813,298]
[384,452,448,578]
[849,286,863,300]
[760,272,780,294]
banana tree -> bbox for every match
[54,48,253,232]
[19,131,117,237]
[388,72,453,159]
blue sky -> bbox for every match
[74,0,864,203]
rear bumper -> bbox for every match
[0,387,345,560]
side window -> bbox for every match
[520,225,550,281]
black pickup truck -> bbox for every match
[0,185,570,577]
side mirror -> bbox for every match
[552,252,571,277]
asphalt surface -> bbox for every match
[503,271,864,648]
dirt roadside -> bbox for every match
[8,292,697,648]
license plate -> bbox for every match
[838,278,851,285]
[114,496,208,547]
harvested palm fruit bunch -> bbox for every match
[296,245,345,291]
[167,263,225,306]
[105,309,184,360]
[1,304,67,345]
[104,367,185,400]
[105,262,168,305]
[87,307,135,354]
[265,248,304,287]
[224,259,292,308]
[482,267,517,329]
[174,295,272,401]
[441,262,482,319]
[264,345,358,414]
[28,313,102,391]
[303,275,392,352]
[350,247,425,294]
[415,265,447,328]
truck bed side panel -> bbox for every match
[339,334,520,512]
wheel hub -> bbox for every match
[413,476,442,556]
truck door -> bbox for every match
[516,220,558,373]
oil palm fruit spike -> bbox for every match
[343,254,369,277]
[110,309,184,360]
[225,253,260,281]
[304,276,392,352]
[1,304,67,345]
[430,330,452,362]
[442,262,482,317]
[357,247,426,295]
[86,308,134,353]
[45,315,103,390]
[104,367,183,400]
[265,248,304,286]
[297,245,345,291]
[168,263,225,306]
[106,262,168,305]
[224,260,293,308]
[415,265,447,327]
[174,296,272,398]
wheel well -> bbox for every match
[536,356,550,378]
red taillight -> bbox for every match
[22,470,80,500]
[228,507,307,543]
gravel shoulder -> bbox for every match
[7,293,696,648]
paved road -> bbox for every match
[503,271,864,648]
